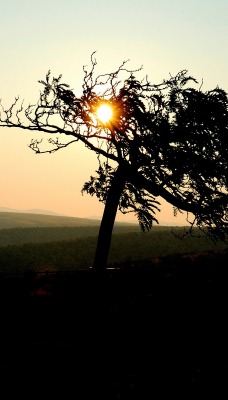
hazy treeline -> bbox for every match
[0,225,140,247]
[0,227,226,274]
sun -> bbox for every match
[96,104,113,123]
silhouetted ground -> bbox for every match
[0,249,228,399]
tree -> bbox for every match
[0,53,227,270]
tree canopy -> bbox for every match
[0,53,227,269]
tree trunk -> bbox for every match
[92,164,126,271]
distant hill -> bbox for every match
[0,211,101,229]
[0,210,137,229]
[0,210,140,247]
[0,207,61,216]
[0,207,185,227]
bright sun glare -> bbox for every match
[97,104,113,123]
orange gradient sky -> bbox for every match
[0,0,227,224]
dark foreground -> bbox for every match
[0,249,228,399]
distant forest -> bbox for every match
[0,211,226,274]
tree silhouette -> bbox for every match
[0,53,227,270]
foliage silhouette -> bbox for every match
[0,53,227,269]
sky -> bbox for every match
[0,0,227,224]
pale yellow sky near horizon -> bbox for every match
[0,0,227,224]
